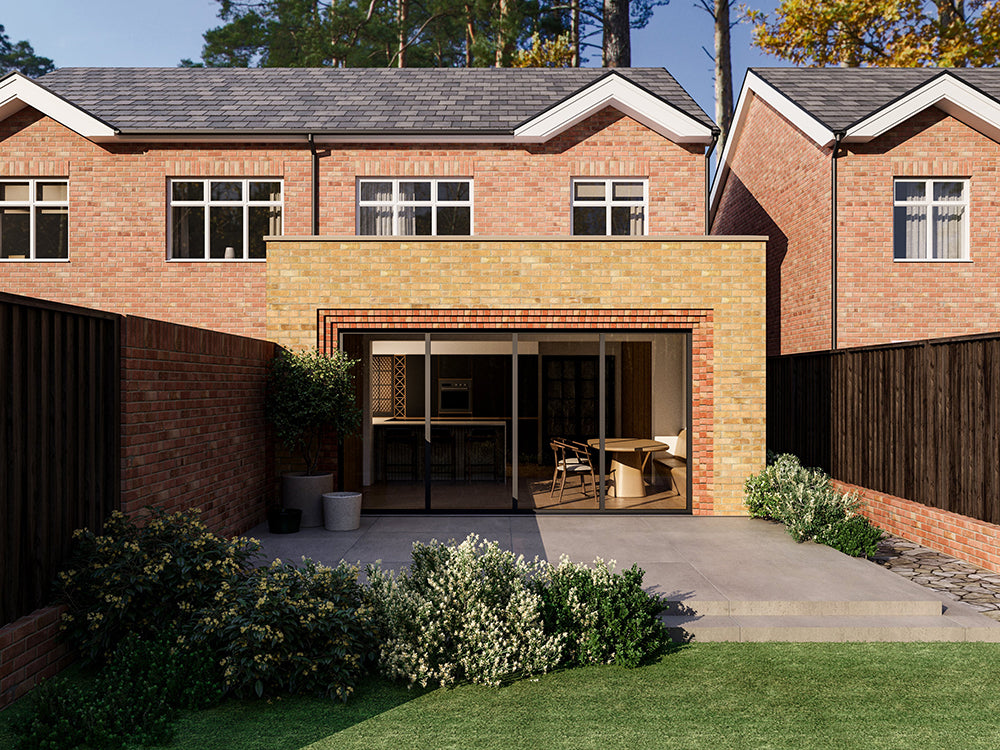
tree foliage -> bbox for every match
[0,24,55,77]
[751,0,1000,67]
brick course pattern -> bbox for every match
[0,605,73,709]
[266,237,767,516]
[121,316,276,537]
[839,480,1000,576]
[0,107,705,337]
[713,97,1000,354]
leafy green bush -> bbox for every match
[366,535,564,688]
[266,348,361,475]
[193,558,376,700]
[13,633,221,750]
[54,508,260,664]
[744,453,882,556]
[537,557,668,668]
[818,513,883,558]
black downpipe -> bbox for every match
[705,130,720,233]
[308,134,319,235]
[831,132,844,350]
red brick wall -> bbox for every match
[120,316,276,537]
[0,106,706,338]
[837,480,1000,575]
[0,605,73,709]
[712,96,832,355]
[837,109,1000,348]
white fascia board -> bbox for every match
[514,73,712,144]
[845,73,1000,143]
[0,73,116,139]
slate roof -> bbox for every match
[752,67,1000,132]
[33,67,713,133]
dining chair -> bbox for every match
[549,439,598,503]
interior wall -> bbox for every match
[652,333,687,439]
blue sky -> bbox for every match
[5,0,788,118]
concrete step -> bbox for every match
[661,596,944,618]
[662,609,1000,643]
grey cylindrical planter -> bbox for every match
[323,491,362,531]
[281,472,333,528]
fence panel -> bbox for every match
[768,333,1000,526]
[0,294,120,625]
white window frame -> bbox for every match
[571,178,649,236]
[0,178,69,262]
[356,178,474,236]
[893,178,970,262]
[167,178,283,261]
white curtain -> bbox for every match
[903,206,928,259]
[933,206,964,259]
[360,182,393,235]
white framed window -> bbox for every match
[357,178,472,236]
[572,178,647,236]
[893,179,969,261]
[0,179,69,261]
[169,179,282,260]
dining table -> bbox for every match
[586,437,669,498]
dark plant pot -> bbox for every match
[267,508,302,534]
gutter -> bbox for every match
[831,131,844,351]
[704,129,720,233]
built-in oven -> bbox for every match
[438,379,472,415]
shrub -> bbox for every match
[266,348,361,475]
[366,535,564,688]
[55,508,260,664]
[537,557,669,668]
[193,558,376,700]
[744,453,882,556]
[13,633,221,750]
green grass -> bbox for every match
[4,643,1000,750]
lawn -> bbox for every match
[5,642,1000,750]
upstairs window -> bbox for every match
[893,179,968,260]
[0,179,68,260]
[169,179,282,260]
[358,179,472,236]
[572,179,647,236]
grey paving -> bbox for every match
[32,67,713,133]
[248,515,1000,642]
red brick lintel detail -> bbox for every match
[317,308,716,515]
[837,480,1000,575]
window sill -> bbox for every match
[893,258,972,263]
[166,258,267,263]
[0,258,70,263]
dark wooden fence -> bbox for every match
[0,293,121,624]
[768,333,1000,526]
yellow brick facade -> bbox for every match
[265,236,766,515]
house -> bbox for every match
[0,67,767,517]
[712,67,1000,356]
[711,68,1000,575]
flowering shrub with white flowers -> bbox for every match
[193,558,376,700]
[744,453,882,557]
[55,508,260,664]
[366,535,564,688]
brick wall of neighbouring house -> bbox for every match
[837,481,1000,575]
[0,106,705,338]
[836,109,1000,348]
[265,236,767,516]
[712,95,832,356]
[120,316,276,537]
[0,605,73,709]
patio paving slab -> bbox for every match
[248,514,1000,642]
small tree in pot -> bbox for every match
[266,348,361,531]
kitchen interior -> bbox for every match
[347,331,689,512]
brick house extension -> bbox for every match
[711,68,1000,571]
[0,67,766,517]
